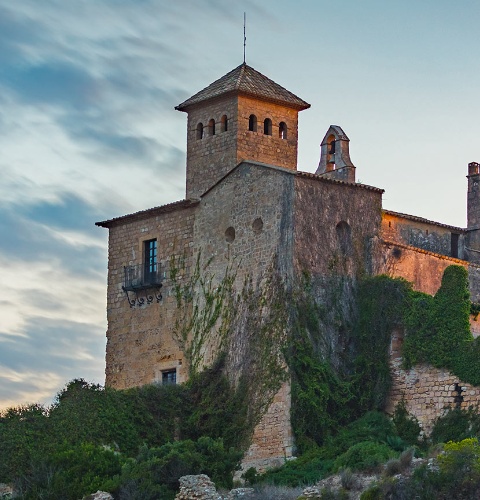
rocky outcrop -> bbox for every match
[175,474,222,500]
[225,487,255,499]
[0,484,13,499]
[82,491,114,500]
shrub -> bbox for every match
[399,447,415,469]
[392,400,421,446]
[323,411,396,459]
[430,407,480,445]
[117,437,241,499]
[333,441,396,472]
[339,467,355,489]
[0,404,50,481]
[383,458,402,477]
[260,448,333,486]
[13,443,123,500]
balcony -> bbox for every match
[122,263,163,307]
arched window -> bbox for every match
[248,114,257,132]
[196,122,204,140]
[264,118,272,136]
[279,122,287,139]
[221,115,228,132]
[208,118,215,136]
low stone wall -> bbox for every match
[387,329,480,433]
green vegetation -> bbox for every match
[3,264,480,498]
[0,375,242,500]
[361,438,480,499]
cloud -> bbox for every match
[0,316,105,408]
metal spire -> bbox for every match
[243,12,246,64]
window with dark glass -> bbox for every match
[451,233,459,258]
[264,118,272,135]
[248,114,257,132]
[144,239,157,283]
[162,369,176,385]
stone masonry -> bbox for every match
[97,61,480,472]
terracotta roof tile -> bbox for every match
[176,63,310,111]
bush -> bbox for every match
[399,447,415,469]
[333,441,396,472]
[323,412,396,459]
[13,443,123,500]
[430,407,480,445]
[260,448,333,487]
[116,437,241,500]
[383,458,402,477]
[392,400,421,446]
[379,439,480,499]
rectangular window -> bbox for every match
[162,369,176,385]
[144,239,157,283]
[451,233,459,259]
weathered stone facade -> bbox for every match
[387,328,480,434]
[97,62,480,471]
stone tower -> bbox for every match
[316,125,356,183]
[175,63,310,199]
[466,161,480,263]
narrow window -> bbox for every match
[248,114,257,132]
[264,118,272,136]
[144,239,157,284]
[336,221,352,256]
[162,369,176,385]
[327,134,336,170]
[196,123,203,140]
[279,121,287,139]
[208,118,215,136]
[451,233,459,258]
[221,115,228,132]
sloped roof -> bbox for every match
[176,63,310,111]
[383,210,466,232]
[95,199,199,228]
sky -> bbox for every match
[1,0,479,410]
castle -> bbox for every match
[96,62,480,471]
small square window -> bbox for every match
[162,369,176,385]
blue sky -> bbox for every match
[1,0,479,409]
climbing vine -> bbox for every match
[402,265,480,385]
[170,252,237,376]
[170,252,289,448]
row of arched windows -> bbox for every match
[196,115,228,140]
[195,114,288,140]
[248,115,287,139]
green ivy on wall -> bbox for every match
[402,265,480,386]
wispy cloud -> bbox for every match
[1,0,479,410]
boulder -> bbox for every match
[175,474,222,500]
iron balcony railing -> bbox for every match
[123,263,163,291]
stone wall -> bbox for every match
[240,382,293,473]
[387,328,480,434]
[185,95,239,199]
[104,202,197,389]
[293,175,383,277]
[382,211,466,259]
[237,95,299,172]
[184,95,300,200]
[193,162,295,470]
[379,240,470,297]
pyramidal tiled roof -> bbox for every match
[176,63,310,111]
